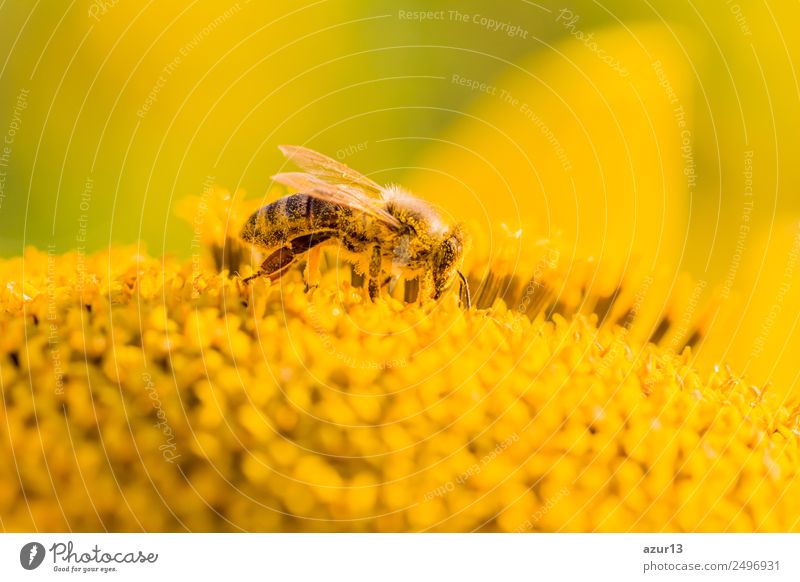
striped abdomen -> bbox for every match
[240,193,362,249]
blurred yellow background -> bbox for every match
[1,0,799,396]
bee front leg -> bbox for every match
[417,271,434,305]
[457,270,472,309]
[367,245,382,301]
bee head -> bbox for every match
[433,224,469,305]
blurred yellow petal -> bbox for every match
[411,24,692,277]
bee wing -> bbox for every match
[271,171,402,229]
[278,145,385,199]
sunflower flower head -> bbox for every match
[0,188,798,532]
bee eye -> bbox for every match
[436,235,460,271]
[445,235,461,256]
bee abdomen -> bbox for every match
[240,193,352,249]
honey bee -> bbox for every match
[240,145,470,306]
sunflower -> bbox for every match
[1,185,798,533]
[2,1,800,535]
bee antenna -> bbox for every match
[457,270,471,309]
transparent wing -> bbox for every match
[271,171,402,229]
[279,145,385,199]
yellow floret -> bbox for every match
[0,206,799,532]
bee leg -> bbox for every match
[457,270,472,309]
[418,271,434,303]
[350,265,365,289]
[403,278,420,303]
[243,231,334,286]
[367,245,382,301]
[242,246,296,284]
[304,246,322,293]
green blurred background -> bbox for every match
[1,0,800,395]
